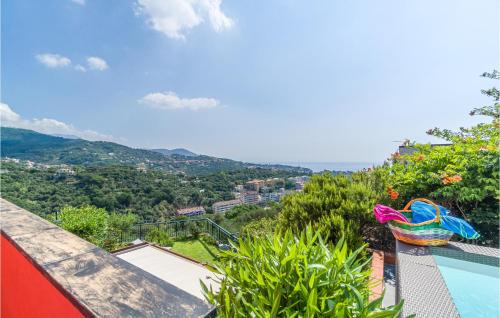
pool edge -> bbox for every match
[396,241,460,318]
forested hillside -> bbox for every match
[1,127,311,175]
[0,161,301,221]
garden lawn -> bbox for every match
[171,238,221,266]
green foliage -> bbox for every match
[108,212,138,232]
[278,174,385,249]
[186,221,203,239]
[211,204,279,234]
[240,217,277,237]
[202,227,403,317]
[225,204,260,219]
[1,162,301,222]
[199,232,217,246]
[387,71,500,246]
[57,206,108,247]
[145,228,174,247]
[105,213,138,249]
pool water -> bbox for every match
[433,255,499,318]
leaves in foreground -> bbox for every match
[201,227,403,317]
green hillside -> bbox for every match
[0,127,311,175]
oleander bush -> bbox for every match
[202,227,403,317]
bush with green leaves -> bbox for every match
[105,212,138,250]
[57,205,108,247]
[202,227,402,317]
[210,204,279,234]
[186,221,203,239]
[278,173,386,250]
[145,228,174,247]
[386,71,499,246]
[240,217,277,237]
[200,232,217,246]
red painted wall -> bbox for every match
[1,234,87,318]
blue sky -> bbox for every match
[2,0,499,163]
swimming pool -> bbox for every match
[433,254,499,318]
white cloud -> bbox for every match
[71,0,85,5]
[139,91,219,110]
[134,0,233,39]
[74,64,86,72]
[0,102,116,142]
[87,57,108,71]
[35,54,71,68]
[35,54,108,72]
[0,103,21,122]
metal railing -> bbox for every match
[117,218,238,244]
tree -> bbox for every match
[202,227,403,317]
[278,174,384,250]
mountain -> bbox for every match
[1,127,311,175]
[51,134,80,139]
[151,148,197,157]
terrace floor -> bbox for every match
[114,243,220,301]
[396,240,500,318]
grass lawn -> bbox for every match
[171,238,221,266]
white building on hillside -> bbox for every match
[212,199,242,213]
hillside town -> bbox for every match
[176,176,310,216]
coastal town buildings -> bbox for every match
[245,179,265,191]
[260,192,280,203]
[212,199,243,213]
[242,191,259,205]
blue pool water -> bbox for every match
[433,255,499,318]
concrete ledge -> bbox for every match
[1,198,215,317]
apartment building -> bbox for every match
[245,179,265,191]
[242,191,259,205]
[212,199,243,213]
[260,192,280,203]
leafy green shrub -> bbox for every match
[145,228,173,247]
[187,221,203,239]
[202,227,402,317]
[58,205,108,247]
[105,212,138,249]
[225,204,260,219]
[240,217,277,237]
[278,174,384,250]
[200,233,217,245]
[211,204,279,234]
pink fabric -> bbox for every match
[373,204,409,224]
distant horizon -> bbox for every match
[264,161,381,173]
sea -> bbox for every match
[270,162,380,173]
